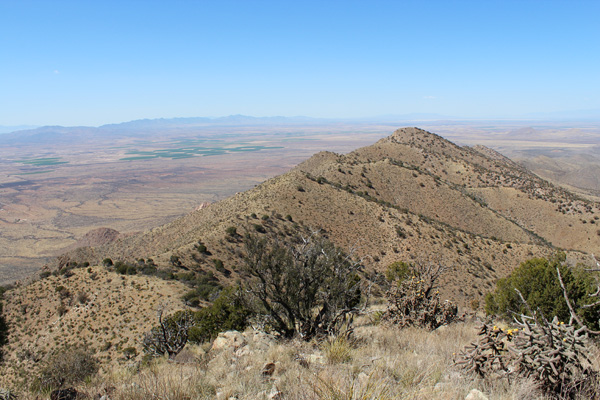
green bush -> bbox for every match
[385,261,414,283]
[485,253,600,329]
[395,226,407,239]
[188,287,251,344]
[145,287,250,357]
[122,346,138,360]
[181,271,223,305]
[39,271,52,279]
[213,259,230,276]
[253,223,266,233]
[195,241,209,254]
[170,255,181,267]
[114,261,129,275]
[140,264,157,275]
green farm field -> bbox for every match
[0,124,393,284]
[1,120,600,284]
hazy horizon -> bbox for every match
[3,110,600,133]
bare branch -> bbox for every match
[584,254,600,272]
[514,288,535,316]
[556,265,600,335]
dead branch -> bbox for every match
[556,265,600,336]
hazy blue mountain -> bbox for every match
[522,109,600,120]
[0,125,39,134]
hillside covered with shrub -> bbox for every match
[1,128,600,398]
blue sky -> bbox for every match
[1,0,599,126]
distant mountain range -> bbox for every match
[2,109,600,138]
[0,125,39,134]
[2,110,599,145]
[522,109,600,120]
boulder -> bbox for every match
[173,344,201,364]
[211,331,247,352]
[242,331,276,351]
[465,389,489,400]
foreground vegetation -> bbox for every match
[1,229,600,399]
[3,318,599,399]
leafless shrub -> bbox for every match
[32,347,98,393]
[143,306,194,358]
[382,264,460,330]
[242,231,363,340]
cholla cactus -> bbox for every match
[0,388,17,400]
[456,313,597,397]
[454,322,511,379]
[510,314,596,396]
[383,264,459,330]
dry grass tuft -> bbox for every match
[322,336,353,365]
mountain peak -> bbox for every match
[387,127,453,146]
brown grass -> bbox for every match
[6,316,590,399]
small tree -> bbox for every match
[241,232,362,340]
[142,306,194,358]
[485,253,600,330]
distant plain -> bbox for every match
[1,119,599,284]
